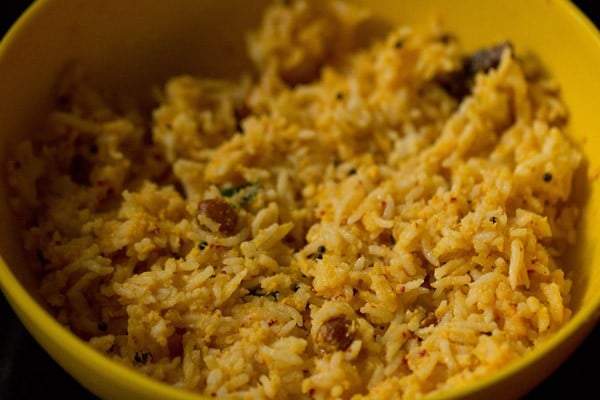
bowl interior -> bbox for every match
[1,1,599,399]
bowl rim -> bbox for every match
[1,0,600,399]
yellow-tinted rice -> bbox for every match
[5,1,584,399]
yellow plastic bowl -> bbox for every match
[1,1,599,399]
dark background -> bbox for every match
[1,1,599,399]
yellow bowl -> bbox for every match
[1,1,599,399]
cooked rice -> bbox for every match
[5,1,584,399]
